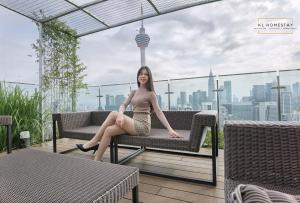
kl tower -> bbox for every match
[135,5,150,66]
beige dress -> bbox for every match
[119,87,171,136]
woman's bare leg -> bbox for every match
[94,115,137,161]
[83,111,118,148]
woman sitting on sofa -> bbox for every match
[76,66,181,161]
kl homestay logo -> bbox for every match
[254,18,296,34]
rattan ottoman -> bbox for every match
[0,149,139,203]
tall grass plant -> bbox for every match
[0,82,42,152]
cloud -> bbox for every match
[293,50,300,61]
[0,0,299,87]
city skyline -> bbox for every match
[76,71,300,123]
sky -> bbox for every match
[0,0,299,86]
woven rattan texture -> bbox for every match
[0,149,138,203]
[53,111,217,152]
[151,111,198,130]
[64,125,101,140]
[0,115,12,125]
[116,111,217,152]
[224,121,300,202]
[116,128,191,151]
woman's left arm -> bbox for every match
[150,92,182,138]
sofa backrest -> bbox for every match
[91,111,110,125]
[53,112,92,131]
[151,111,198,130]
[90,111,134,125]
[90,111,197,130]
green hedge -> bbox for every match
[203,129,224,149]
[0,83,42,152]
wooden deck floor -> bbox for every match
[2,139,225,203]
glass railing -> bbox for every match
[170,77,218,111]
[71,69,300,128]
[277,69,300,121]
[3,69,300,128]
[217,71,278,127]
[100,83,132,111]
[153,80,169,111]
[77,86,100,112]
[0,81,39,95]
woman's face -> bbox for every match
[138,69,149,86]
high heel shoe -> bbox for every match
[76,144,99,153]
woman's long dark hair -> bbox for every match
[137,66,155,112]
[137,66,154,92]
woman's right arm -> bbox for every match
[116,90,135,127]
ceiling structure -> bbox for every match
[0,0,221,37]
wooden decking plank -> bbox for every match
[128,158,224,175]
[158,188,225,203]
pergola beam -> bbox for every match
[146,0,160,14]
[41,0,108,24]
[0,2,39,22]
[0,0,222,37]
[77,0,222,38]
[62,0,109,28]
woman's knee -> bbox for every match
[108,111,118,119]
[103,111,117,124]
[103,126,113,138]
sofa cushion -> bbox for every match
[230,184,300,203]
[115,128,193,151]
[63,125,100,140]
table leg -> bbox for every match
[132,185,139,203]
[7,125,12,154]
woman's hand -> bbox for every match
[116,113,124,127]
[168,129,182,138]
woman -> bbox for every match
[76,66,181,161]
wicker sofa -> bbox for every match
[224,121,300,203]
[52,110,218,185]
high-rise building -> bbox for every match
[224,80,232,104]
[292,82,300,110]
[219,85,224,104]
[271,80,278,101]
[264,83,272,101]
[180,91,187,108]
[192,91,200,110]
[176,97,181,108]
[281,88,292,116]
[188,94,193,106]
[232,102,254,120]
[191,90,207,110]
[115,95,126,109]
[105,95,115,110]
[252,85,266,102]
[255,102,277,121]
[207,69,215,102]
[201,102,213,110]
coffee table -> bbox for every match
[0,149,139,203]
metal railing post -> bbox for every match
[97,86,103,110]
[213,76,222,156]
[272,71,285,121]
[165,81,174,111]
